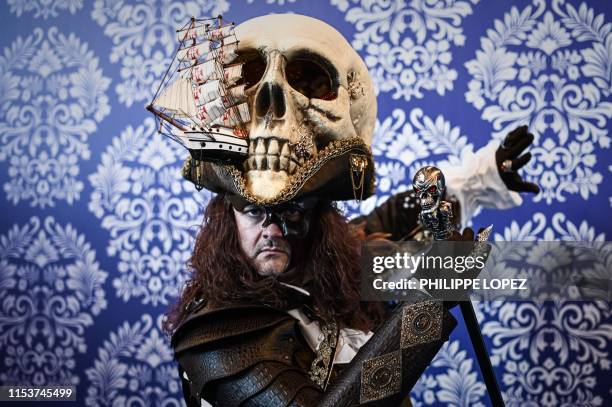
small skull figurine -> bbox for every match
[413,166,445,214]
[412,166,454,240]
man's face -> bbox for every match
[232,200,314,276]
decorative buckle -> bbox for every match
[400,300,443,349]
[360,351,402,403]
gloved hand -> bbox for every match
[447,227,476,241]
[495,125,540,194]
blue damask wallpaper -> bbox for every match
[0,0,610,406]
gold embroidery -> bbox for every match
[360,351,402,403]
[225,137,374,206]
[400,300,443,349]
[308,320,338,390]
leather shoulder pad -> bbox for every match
[172,303,293,353]
[176,318,304,401]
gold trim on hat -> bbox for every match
[221,137,374,206]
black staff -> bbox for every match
[412,166,505,407]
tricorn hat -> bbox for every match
[152,14,377,205]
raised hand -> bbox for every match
[495,125,540,194]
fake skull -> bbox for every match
[412,166,445,213]
[234,14,376,201]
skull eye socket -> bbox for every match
[427,186,437,193]
[286,59,336,100]
[236,50,267,89]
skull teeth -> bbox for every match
[255,139,266,155]
[268,155,279,171]
[281,143,290,157]
[280,156,288,170]
[246,137,299,174]
[268,139,279,155]
[255,155,264,169]
[421,195,434,207]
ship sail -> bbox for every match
[210,102,251,127]
[208,25,235,41]
[182,59,216,83]
[177,41,238,64]
[216,42,238,64]
[223,64,242,85]
[202,97,226,121]
[177,24,207,41]
[177,41,210,61]
[228,84,246,102]
[194,80,222,105]
[182,60,243,86]
[177,23,234,42]
[153,76,197,118]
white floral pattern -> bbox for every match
[411,340,486,406]
[85,314,182,406]
[88,118,209,306]
[0,1,610,405]
[7,0,83,19]
[91,0,229,107]
[246,0,296,4]
[0,217,108,385]
[0,28,110,208]
[464,0,612,204]
[475,213,612,406]
[331,0,479,100]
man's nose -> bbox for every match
[262,221,283,238]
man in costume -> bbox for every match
[164,14,539,406]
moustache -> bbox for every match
[255,238,291,256]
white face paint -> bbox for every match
[234,14,376,200]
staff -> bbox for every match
[413,165,505,407]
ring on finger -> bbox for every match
[501,159,513,173]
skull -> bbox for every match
[412,166,445,213]
[233,14,376,201]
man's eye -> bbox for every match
[427,186,437,193]
[245,207,264,217]
[282,208,303,221]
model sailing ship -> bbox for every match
[147,16,249,164]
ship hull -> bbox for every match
[180,128,248,164]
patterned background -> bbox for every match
[0,0,611,405]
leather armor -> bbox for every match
[172,301,321,406]
[172,293,456,406]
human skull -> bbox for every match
[234,14,376,201]
[412,166,445,213]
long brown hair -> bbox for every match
[163,193,385,334]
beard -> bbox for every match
[252,238,292,276]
